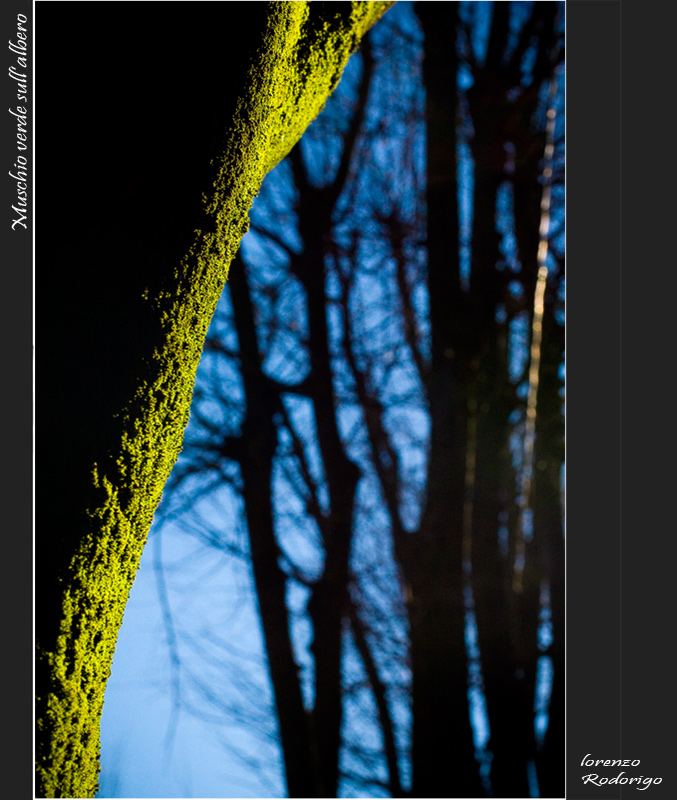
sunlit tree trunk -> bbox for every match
[35,4,393,796]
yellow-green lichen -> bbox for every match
[36,3,395,797]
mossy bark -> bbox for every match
[35,3,394,797]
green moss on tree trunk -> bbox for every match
[35,3,394,796]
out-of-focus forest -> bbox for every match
[123,2,565,797]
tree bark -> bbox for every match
[35,3,393,796]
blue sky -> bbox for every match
[98,520,284,798]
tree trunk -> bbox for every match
[296,183,362,799]
[35,3,393,796]
[407,6,484,796]
[229,260,319,798]
[532,305,565,798]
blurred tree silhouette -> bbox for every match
[151,2,564,797]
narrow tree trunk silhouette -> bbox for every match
[532,303,565,799]
[408,4,484,796]
[229,260,319,798]
[465,7,536,786]
[284,47,375,791]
